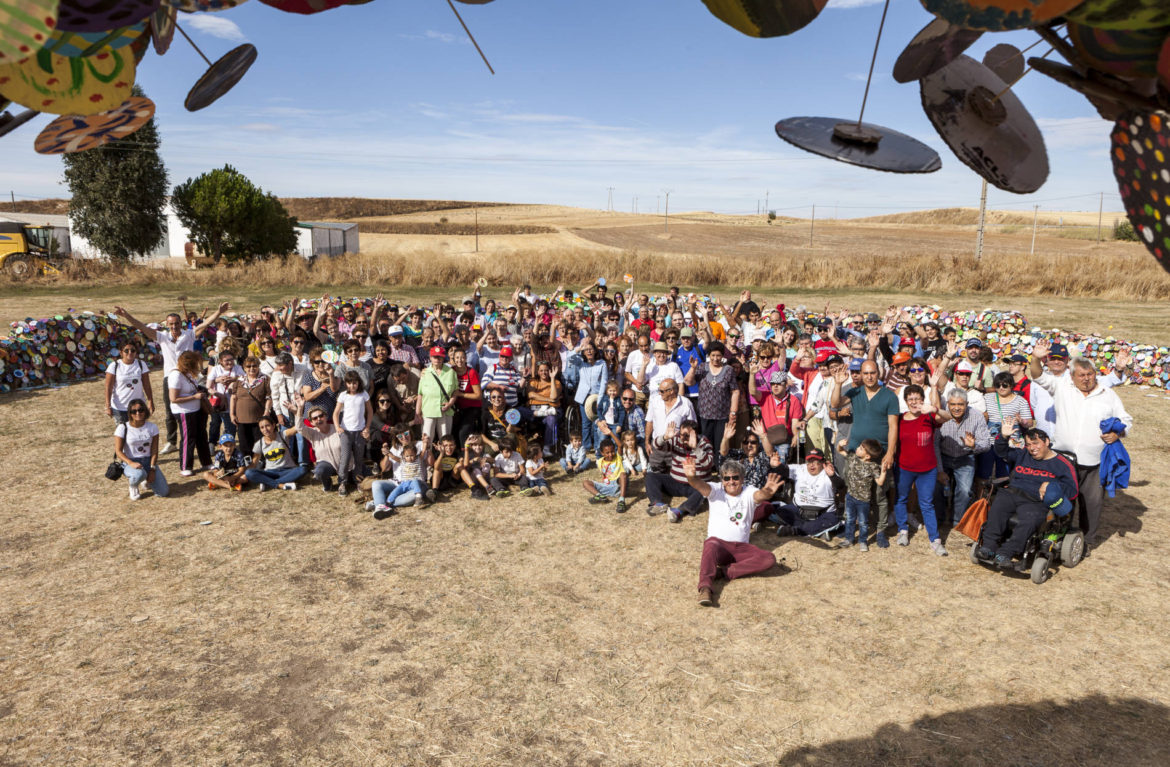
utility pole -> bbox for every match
[656,196,660,215]
[1097,191,1104,242]
[9,191,15,212]
[1030,204,1039,256]
[809,204,815,246]
[975,179,988,260]
[663,191,671,233]
[474,206,479,252]
[607,187,614,212]
[765,189,769,216]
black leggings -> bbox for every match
[235,422,261,459]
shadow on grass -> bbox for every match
[1099,490,1146,545]
[777,695,1170,767]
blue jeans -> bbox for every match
[244,465,307,489]
[208,409,235,445]
[124,463,169,497]
[844,494,870,542]
[373,478,426,507]
[895,467,939,541]
[560,456,593,472]
[579,403,601,451]
[938,454,976,527]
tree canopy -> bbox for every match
[62,86,169,261]
[171,165,297,263]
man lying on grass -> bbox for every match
[683,456,784,607]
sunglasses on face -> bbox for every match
[313,360,328,366]
[909,368,926,373]
[621,397,635,402]
[129,408,148,414]
[744,439,759,445]
[292,340,304,345]
[721,475,743,481]
[311,415,326,421]
[354,335,368,340]
[956,371,971,376]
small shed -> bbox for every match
[0,213,71,256]
[296,221,359,259]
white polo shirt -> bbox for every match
[1034,372,1133,466]
[155,328,196,376]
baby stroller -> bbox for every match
[965,476,1086,584]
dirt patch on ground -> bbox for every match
[0,375,1167,765]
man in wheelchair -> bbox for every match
[976,418,1078,570]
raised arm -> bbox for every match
[112,306,155,339]
[193,302,230,337]
[682,456,712,498]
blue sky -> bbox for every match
[6,0,1124,216]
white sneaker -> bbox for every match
[931,539,948,557]
[159,443,175,455]
[279,482,297,491]
[897,530,909,546]
[859,541,869,552]
[179,469,194,477]
[128,480,141,501]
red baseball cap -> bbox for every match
[815,349,833,364]
[499,345,514,357]
[429,345,447,358]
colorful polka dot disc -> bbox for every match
[1111,111,1170,273]
[34,94,154,153]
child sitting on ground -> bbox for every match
[524,443,552,495]
[560,432,591,475]
[205,434,249,490]
[620,429,647,477]
[430,434,462,496]
[492,437,532,497]
[460,433,495,501]
[582,438,627,513]
[837,438,887,552]
[369,434,433,517]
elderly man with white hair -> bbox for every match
[936,388,992,527]
[1031,345,1134,554]
[683,456,784,607]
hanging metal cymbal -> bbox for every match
[920,53,1049,193]
[893,17,982,83]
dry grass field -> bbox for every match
[2,199,1170,764]
[0,376,1167,766]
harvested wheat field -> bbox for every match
[1,376,1168,765]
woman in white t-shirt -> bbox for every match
[114,398,168,500]
[104,341,153,424]
[168,350,212,475]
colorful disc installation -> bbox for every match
[774,116,942,174]
[893,17,982,83]
[1065,0,1170,31]
[1067,21,1170,80]
[701,0,828,38]
[0,45,135,115]
[34,94,154,153]
[1112,111,1170,273]
[149,4,175,55]
[258,0,348,13]
[982,42,1024,82]
[55,0,159,33]
[0,0,59,64]
[920,54,1049,193]
[1029,57,1160,120]
[919,0,1085,32]
[184,42,256,111]
[40,21,146,57]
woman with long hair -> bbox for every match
[169,350,211,475]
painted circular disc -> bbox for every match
[165,0,249,11]
[893,17,982,83]
[0,0,59,64]
[34,94,153,153]
[1066,0,1170,31]
[56,0,158,33]
[701,0,828,38]
[774,116,942,174]
[504,408,520,425]
[184,42,255,111]
[258,0,347,13]
[40,21,146,57]
[919,0,1085,31]
[0,45,135,115]
[920,54,1048,193]
[1068,22,1169,80]
[983,42,1024,82]
[149,4,174,54]
[1112,111,1170,272]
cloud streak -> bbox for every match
[186,15,247,43]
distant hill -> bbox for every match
[278,198,514,221]
[851,207,1039,226]
[6,198,70,215]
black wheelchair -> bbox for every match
[967,476,1086,584]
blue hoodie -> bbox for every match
[1099,417,1131,498]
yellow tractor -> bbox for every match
[0,222,62,279]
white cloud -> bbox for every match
[827,0,887,8]
[187,15,247,43]
[239,123,280,132]
[399,30,470,45]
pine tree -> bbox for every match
[62,87,169,261]
[171,165,297,263]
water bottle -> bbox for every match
[799,429,807,446]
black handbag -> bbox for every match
[105,461,124,481]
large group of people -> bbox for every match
[105,283,1136,605]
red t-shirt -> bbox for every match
[455,367,481,409]
[898,414,938,472]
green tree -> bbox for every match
[1113,218,1139,242]
[62,86,168,261]
[171,165,297,263]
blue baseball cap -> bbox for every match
[965,338,984,348]
[848,357,864,372]
[218,434,236,445]
[1042,482,1072,517]
[1049,343,1069,359]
